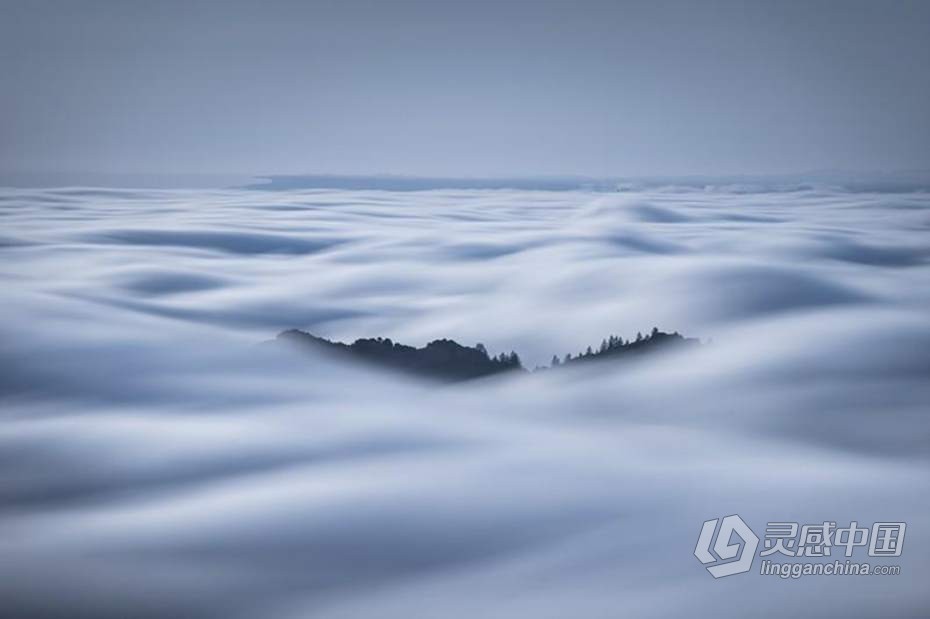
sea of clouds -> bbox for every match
[0,184,928,617]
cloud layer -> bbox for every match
[0,185,928,617]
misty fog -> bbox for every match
[0,183,928,617]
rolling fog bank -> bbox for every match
[0,184,928,617]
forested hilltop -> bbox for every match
[275,327,697,382]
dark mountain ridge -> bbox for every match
[276,327,698,382]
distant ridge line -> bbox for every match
[274,327,699,382]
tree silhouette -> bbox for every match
[551,328,698,368]
[276,327,699,382]
[277,330,526,381]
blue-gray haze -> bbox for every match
[2,0,929,181]
[1,2,929,618]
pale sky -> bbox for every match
[2,0,929,180]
